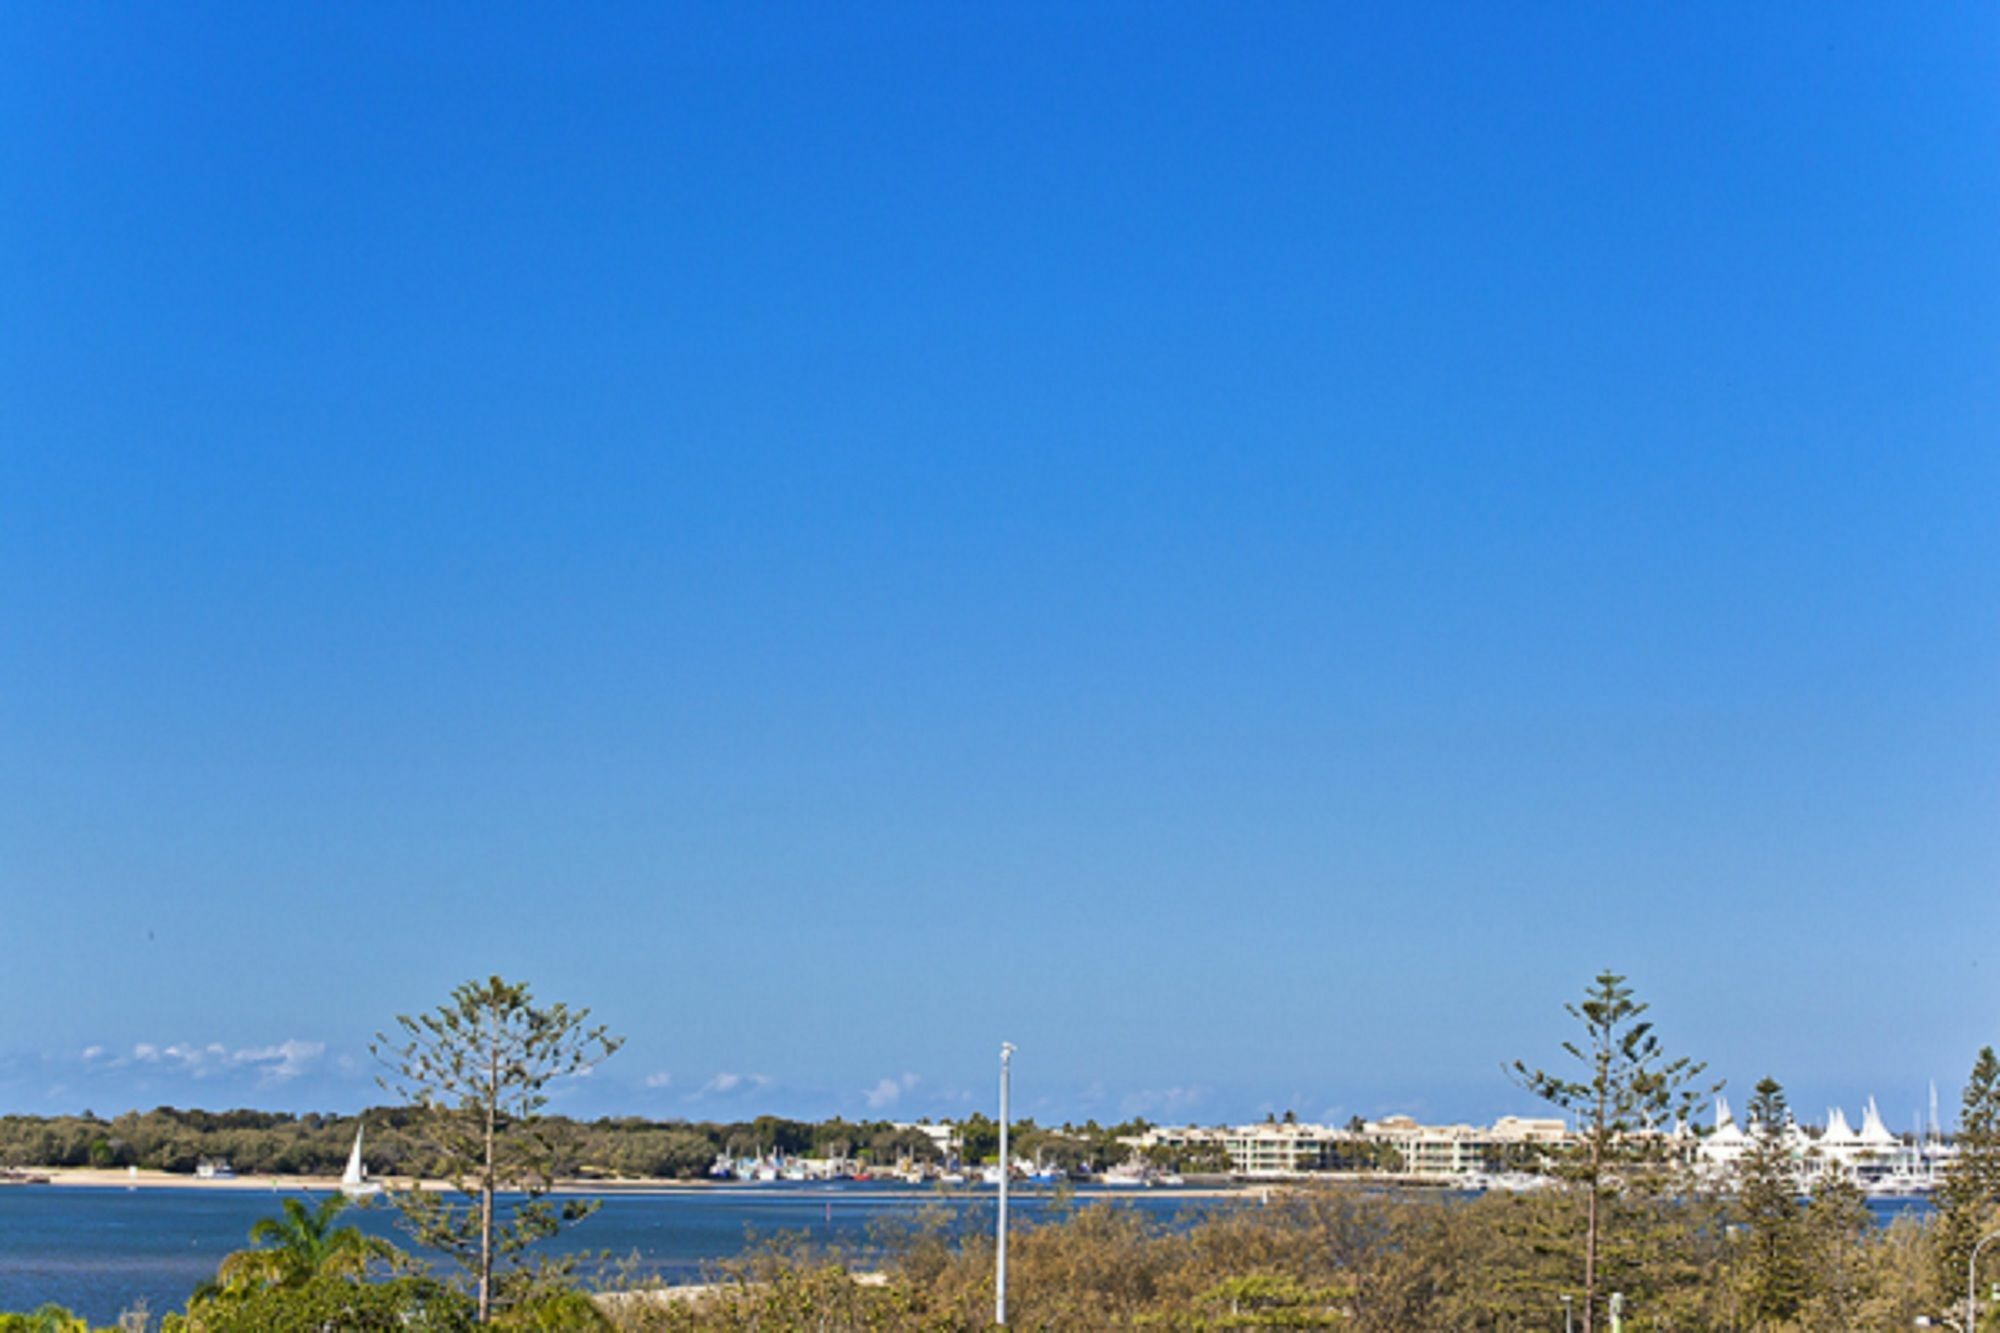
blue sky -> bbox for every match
[2,4,1995,1132]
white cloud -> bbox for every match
[98,1038,325,1082]
[644,1071,674,1089]
[691,1071,771,1100]
[863,1073,920,1110]
[232,1040,325,1083]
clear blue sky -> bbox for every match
[2,4,1995,1132]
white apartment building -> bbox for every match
[1127,1114,1571,1180]
[1363,1114,1569,1179]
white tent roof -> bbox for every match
[1858,1097,1899,1147]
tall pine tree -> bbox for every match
[1935,1046,2000,1316]
[1737,1076,1809,1326]
[1511,971,1714,1331]
[373,976,622,1323]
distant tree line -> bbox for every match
[0,1107,1184,1180]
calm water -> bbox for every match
[0,1184,1935,1324]
[0,1183,1232,1323]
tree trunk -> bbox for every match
[1583,1177,1598,1331]
[479,1024,497,1322]
[1585,1062,1606,1331]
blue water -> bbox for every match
[0,1183,1232,1323]
[0,1185,1936,1324]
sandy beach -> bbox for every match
[35,1167,384,1192]
[26,1167,1257,1200]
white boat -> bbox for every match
[340,1125,381,1198]
[1863,1169,1934,1198]
[1098,1160,1155,1188]
[1461,1169,1550,1193]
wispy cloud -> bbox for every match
[863,1073,920,1110]
[1120,1084,1210,1119]
[232,1040,325,1083]
[644,1071,674,1089]
[83,1039,326,1084]
[689,1071,772,1101]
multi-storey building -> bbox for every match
[1125,1113,1570,1179]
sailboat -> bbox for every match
[340,1123,381,1198]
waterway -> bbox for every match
[0,1184,1935,1324]
[0,1183,1233,1322]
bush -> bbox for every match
[166,1275,475,1332]
[0,1306,102,1333]
[494,1289,614,1330]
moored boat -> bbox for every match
[340,1125,381,1198]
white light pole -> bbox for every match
[996,1041,1015,1328]
[1968,1230,2000,1333]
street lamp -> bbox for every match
[1560,1293,1573,1333]
[996,1042,1015,1328]
[1968,1230,2000,1333]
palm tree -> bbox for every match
[208,1193,399,1293]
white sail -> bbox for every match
[340,1124,380,1196]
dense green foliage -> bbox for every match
[0,1109,1158,1180]
[207,1193,399,1294]
[0,1307,112,1333]
[0,1108,376,1176]
[169,1275,475,1332]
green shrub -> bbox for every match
[166,1275,475,1332]
[0,1306,101,1333]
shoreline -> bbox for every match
[26,1167,1268,1200]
